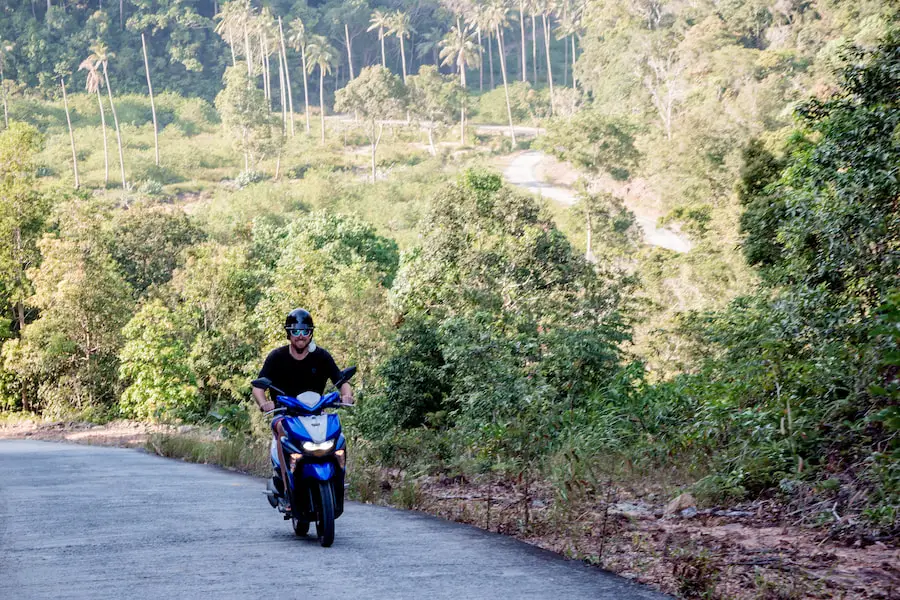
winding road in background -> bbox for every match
[502,152,693,254]
[0,441,670,599]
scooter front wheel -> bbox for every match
[315,481,335,547]
[292,517,310,536]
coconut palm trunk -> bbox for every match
[519,2,527,81]
[301,45,311,133]
[531,12,538,83]
[495,26,516,144]
[319,66,326,144]
[571,34,577,89]
[380,27,386,66]
[542,12,554,115]
[278,18,295,137]
[477,28,483,91]
[344,24,354,79]
[459,57,467,144]
[487,30,495,89]
[141,33,160,166]
[399,36,407,83]
[102,62,127,190]
[96,87,109,184]
[60,78,79,189]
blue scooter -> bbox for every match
[251,367,356,547]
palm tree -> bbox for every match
[556,9,580,90]
[214,0,246,68]
[388,10,413,83]
[440,24,480,143]
[288,18,311,134]
[538,0,555,114]
[417,27,444,68]
[367,9,391,67]
[78,57,109,185]
[89,43,126,190]
[470,7,493,90]
[527,0,539,83]
[305,35,337,145]
[485,0,516,144]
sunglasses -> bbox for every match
[287,327,313,337]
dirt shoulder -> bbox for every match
[4,420,897,599]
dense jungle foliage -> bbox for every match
[0,0,897,537]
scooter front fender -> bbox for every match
[300,462,335,481]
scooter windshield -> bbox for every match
[295,391,321,409]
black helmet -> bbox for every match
[285,308,314,330]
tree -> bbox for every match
[287,18,312,134]
[277,17,295,138]
[87,43,127,190]
[640,36,686,140]
[368,9,391,68]
[118,300,201,422]
[78,57,109,186]
[440,24,480,143]
[388,10,413,84]
[0,123,48,333]
[0,39,12,129]
[538,0,556,114]
[305,36,338,145]
[11,234,134,414]
[539,111,639,258]
[214,63,281,170]
[485,0,517,143]
[417,26,445,68]
[407,65,464,155]
[334,65,407,182]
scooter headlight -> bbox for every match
[301,439,335,457]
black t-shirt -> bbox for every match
[256,345,342,398]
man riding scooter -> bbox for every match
[251,308,354,515]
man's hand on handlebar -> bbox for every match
[260,400,275,413]
[340,393,354,406]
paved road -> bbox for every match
[503,151,693,254]
[0,441,670,600]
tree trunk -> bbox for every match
[496,27,516,145]
[370,122,383,183]
[572,34,577,90]
[563,31,568,86]
[119,0,123,29]
[477,28,483,92]
[399,36,407,83]
[1,69,9,129]
[262,35,271,105]
[142,33,160,166]
[380,27,385,66]
[531,12,538,83]
[244,28,252,76]
[459,63,466,145]
[344,23,354,79]
[96,89,109,185]
[229,40,236,66]
[60,78,79,189]
[301,45,310,133]
[102,63,127,190]
[277,49,287,130]
[487,30,495,89]
[519,2,527,81]
[319,67,326,144]
[542,13,554,115]
[278,18,295,137]
[426,127,435,155]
